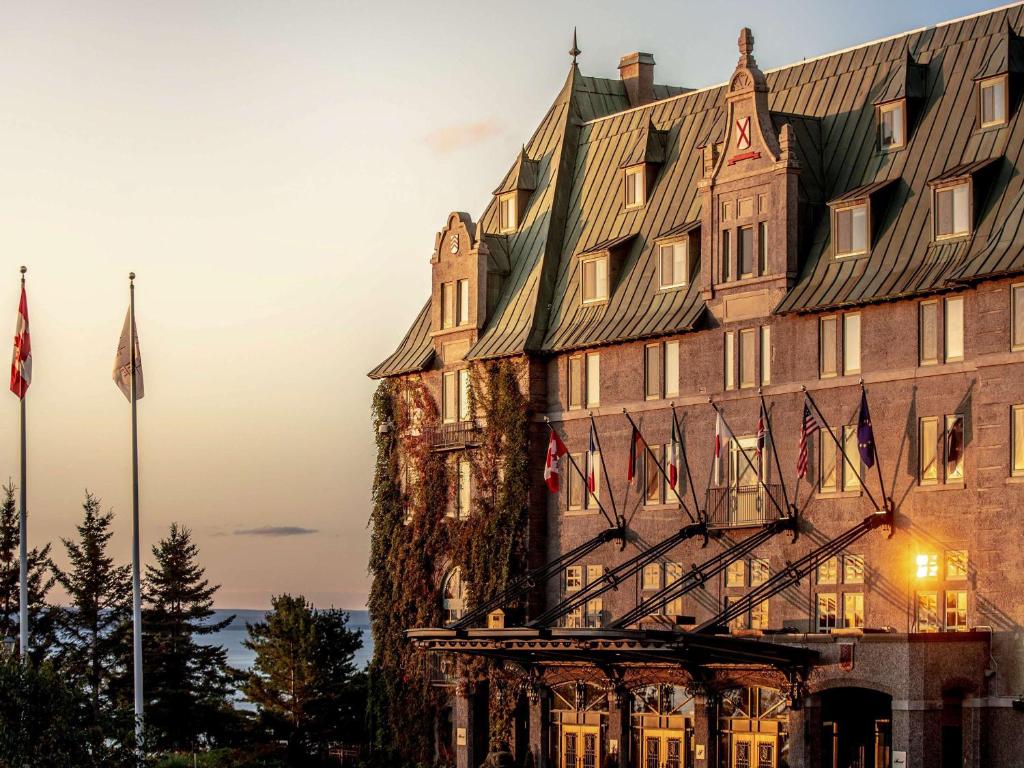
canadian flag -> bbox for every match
[9,285,30,399]
[667,418,680,490]
[544,430,568,493]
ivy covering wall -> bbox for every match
[366,359,531,765]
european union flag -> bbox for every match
[857,389,876,469]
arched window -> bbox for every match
[442,567,467,624]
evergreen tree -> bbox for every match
[0,481,55,659]
[51,491,133,740]
[143,522,235,751]
[242,594,365,763]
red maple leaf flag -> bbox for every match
[544,430,568,493]
[10,286,30,399]
[667,418,680,490]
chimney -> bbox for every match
[619,52,656,107]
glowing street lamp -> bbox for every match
[2,634,14,657]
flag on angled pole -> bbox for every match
[627,424,643,484]
[797,397,827,479]
[586,422,598,493]
[544,430,568,493]
[857,389,877,469]
[113,308,144,401]
[10,281,30,399]
[713,410,724,482]
[755,413,765,459]
[667,417,681,490]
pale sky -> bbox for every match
[0,0,995,609]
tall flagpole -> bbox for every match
[17,266,27,661]
[129,272,144,756]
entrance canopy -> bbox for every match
[407,627,818,690]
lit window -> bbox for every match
[1013,404,1024,477]
[843,425,861,492]
[642,563,662,591]
[916,591,939,632]
[581,256,609,303]
[757,222,768,274]
[817,557,838,585]
[726,560,746,588]
[819,431,838,494]
[441,282,454,329]
[945,296,964,361]
[456,279,470,326]
[645,344,660,399]
[665,563,684,616]
[565,606,584,628]
[645,445,663,506]
[916,553,939,579]
[750,600,769,630]
[979,76,1007,128]
[1012,284,1024,350]
[835,204,868,257]
[721,230,732,282]
[934,183,970,238]
[843,593,864,628]
[725,596,748,631]
[442,568,467,624]
[567,455,584,511]
[664,341,679,398]
[586,353,600,407]
[946,550,968,581]
[568,356,583,410]
[565,566,583,592]
[585,596,603,628]
[739,328,756,389]
[820,316,838,378]
[945,414,965,483]
[843,313,861,375]
[817,593,837,632]
[750,558,770,587]
[660,241,689,289]
[760,326,771,385]
[724,331,735,390]
[919,301,939,365]
[879,100,905,149]
[739,226,755,277]
[587,564,604,586]
[498,192,518,232]
[844,555,865,585]
[945,590,968,631]
[458,369,471,422]
[919,417,938,485]
[452,459,471,520]
[442,371,458,424]
[625,166,645,208]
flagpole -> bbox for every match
[17,266,27,661]
[129,272,144,757]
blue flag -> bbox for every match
[857,389,876,469]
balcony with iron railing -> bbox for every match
[423,420,480,451]
[705,483,784,529]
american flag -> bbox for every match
[797,399,826,479]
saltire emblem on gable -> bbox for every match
[735,116,752,150]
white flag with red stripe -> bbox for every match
[544,430,568,493]
[667,417,680,490]
[10,286,30,399]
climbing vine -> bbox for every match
[366,359,532,764]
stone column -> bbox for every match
[455,678,477,768]
[786,694,822,768]
[693,692,719,768]
[528,686,551,768]
[606,686,631,768]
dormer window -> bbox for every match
[624,165,646,209]
[581,255,609,304]
[979,76,1008,128]
[934,183,970,239]
[834,203,868,258]
[878,100,905,150]
[498,192,518,233]
[659,240,689,289]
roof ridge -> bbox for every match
[581,0,1024,127]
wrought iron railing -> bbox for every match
[705,483,783,528]
[423,421,480,451]
[423,650,457,686]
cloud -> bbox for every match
[234,526,318,537]
[425,118,501,154]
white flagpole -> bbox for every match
[129,272,144,756]
[18,266,27,661]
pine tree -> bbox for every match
[51,491,133,739]
[142,522,234,751]
[242,594,365,761]
[0,481,55,659]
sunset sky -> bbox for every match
[0,0,994,609]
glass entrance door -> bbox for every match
[561,725,600,768]
[642,728,684,768]
[732,734,777,768]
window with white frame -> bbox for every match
[565,451,601,512]
[834,203,868,257]
[442,567,467,624]
[665,562,684,616]
[817,593,838,632]
[750,600,769,630]
[725,560,745,589]
[817,556,838,585]
[945,590,968,631]
[934,183,970,239]
[946,550,968,581]
[644,343,660,400]
[750,558,770,587]
[625,165,645,208]
[820,316,838,378]
[879,100,906,150]
[581,256,609,304]
[724,331,735,390]
[979,75,1008,128]
[441,282,455,329]
[449,459,471,520]
[1013,404,1024,477]
[919,301,939,365]
[757,222,768,274]
[945,296,964,362]
[916,591,940,632]
[458,369,471,421]
[567,352,600,409]
[760,325,772,385]
[498,192,518,232]
[659,240,689,289]
[738,225,755,277]
[844,313,862,374]
[843,593,864,628]
[818,312,859,376]
[721,229,732,282]
[844,555,865,584]
[645,341,679,399]
[739,328,756,389]
[919,416,939,485]
[1012,283,1024,351]
[842,425,862,492]
[644,445,663,506]
[642,563,662,591]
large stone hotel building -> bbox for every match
[369,5,1024,767]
